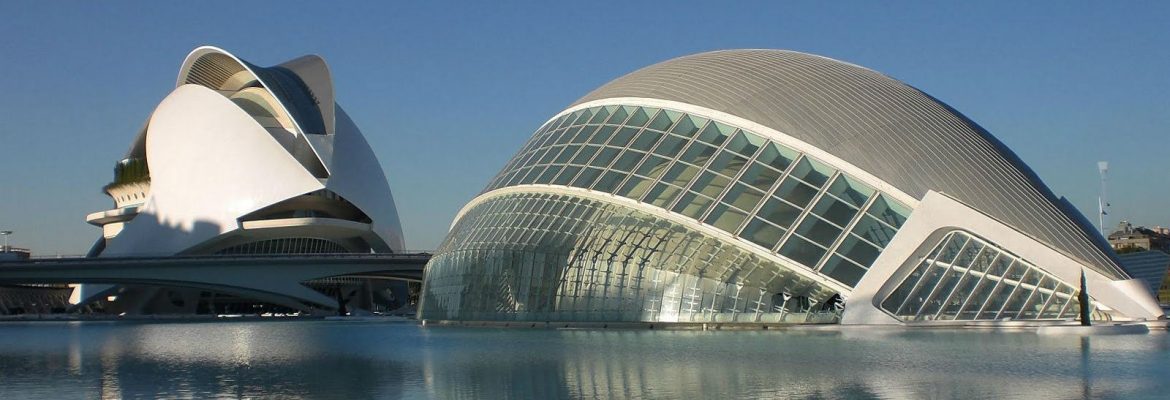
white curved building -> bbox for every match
[80,46,405,313]
[420,49,1164,325]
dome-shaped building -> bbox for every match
[420,50,1162,325]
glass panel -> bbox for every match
[695,121,732,146]
[756,197,802,228]
[616,176,653,200]
[756,143,798,173]
[587,106,611,124]
[611,150,646,172]
[571,109,593,125]
[821,255,867,287]
[570,145,599,165]
[724,131,763,157]
[672,192,714,220]
[773,178,819,208]
[610,127,640,146]
[704,204,748,234]
[536,165,562,183]
[591,147,620,168]
[554,145,580,163]
[588,126,616,145]
[630,130,663,150]
[811,196,859,227]
[635,155,671,179]
[605,106,629,125]
[670,115,704,137]
[721,183,764,212]
[867,195,910,228]
[707,151,749,178]
[795,216,843,248]
[691,171,731,198]
[779,236,827,267]
[553,166,580,185]
[679,143,717,167]
[645,183,682,207]
[646,109,674,131]
[741,218,786,249]
[790,157,834,187]
[651,135,687,158]
[661,163,699,187]
[836,235,881,267]
[572,167,604,188]
[592,171,628,193]
[850,215,898,248]
[739,163,783,192]
[827,175,874,208]
[626,107,653,127]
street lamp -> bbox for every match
[0,231,12,252]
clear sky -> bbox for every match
[1,2,1167,255]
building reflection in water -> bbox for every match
[0,322,1167,399]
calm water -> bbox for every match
[0,320,1167,399]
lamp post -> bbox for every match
[0,231,11,252]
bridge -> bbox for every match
[0,253,430,313]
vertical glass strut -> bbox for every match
[879,230,1086,322]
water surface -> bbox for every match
[0,320,1166,399]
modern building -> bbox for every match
[420,49,1164,325]
[77,46,408,314]
[1109,221,1170,253]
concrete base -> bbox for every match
[1036,324,1150,336]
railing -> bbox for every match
[4,251,436,264]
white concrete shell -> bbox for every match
[80,46,405,312]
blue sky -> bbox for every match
[1,2,1167,255]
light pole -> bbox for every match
[0,231,11,252]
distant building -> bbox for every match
[1109,221,1170,253]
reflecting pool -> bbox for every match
[0,320,1167,399]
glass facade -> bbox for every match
[214,237,348,255]
[880,230,1089,322]
[483,105,911,287]
[421,193,842,323]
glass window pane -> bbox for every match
[739,163,783,192]
[680,143,717,167]
[827,175,874,207]
[651,135,687,157]
[672,191,714,220]
[773,178,819,208]
[626,107,653,127]
[591,147,620,168]
[821,255,867,286]
[837,235,881,267]
[696,121,734,147]
[691,171,731,198]
[572,109,593,125]
[611,150,646,172]
[635,155,671,179]
[572,167,603,188]
[554,145,580,164]
[536,165,562,183]
[756,197,802,228]
[795,216,843,248]
[704,204,748,234]
[610,127,640,146]
[867,195,910,228]
[661,163,699,187]
[811,196,859,226]
[587,106,612,124]
[756,142,798,173]
[616,176,653,200]
[790,157,834,187]
[721,183,765,212]
[630,130,663,150]
[779,236,827,267]
[553,166,580,185]
[588,126,616,145]
[592,171,628,193]
[742,218,786,249]
[670,115,704,137]
[646,109,674,131]
[645,183,682,207]
[707,151,749,178]
[724,131,762,157]
[571,145,599,165]
[605,106,630,125]
[850,215,898,248]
